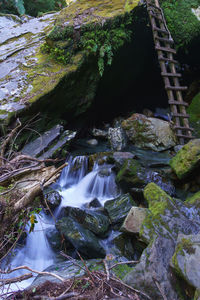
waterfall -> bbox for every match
[57,157,119,211]
[1,213,55,292]
[1,154,119,293]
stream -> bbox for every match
[1,155,120,292]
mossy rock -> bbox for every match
[170,139,200,180]
[0,0,140,124]
[104,193,136,224]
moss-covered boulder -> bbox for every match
[0,0,140,124]
[63,206,110,236]
[122,113,177,151]
[171,233,200,290]
[170,139,200,180]
[56,216,106,258]
[104,193,136,224]
[123,183,200,299]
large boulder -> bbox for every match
[170,139,200,180]
[171,233,200,290]
[121,113,177,151]
[56,216,105,258]
[123,183,200,299]
[0,0,140,124]
[120,206,148,234]
[104,193,136,224]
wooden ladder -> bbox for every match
[146,0,194,144]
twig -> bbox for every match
[109,260,139,270]
[0,265,65,282]
[110,276,151,300]
[153,277,168,300]
[0,119,21,164]
[58,278,75,298]
[33,292,79,300]
[76,252,95,286]
[60,252,87,274]
[0,273,32,286]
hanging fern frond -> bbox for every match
[14,0,25,15]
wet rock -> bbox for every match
[171,233,200,290]
[122,113,177,151]
[120,207,148,234]
[170,139,200,180]
[31,259,104,287]
[38,130,76,160]
[104,194,136,224]
[92,128,108,138]
[44,190,62,210]
[110,152,135,170]
[45,227,64,251]
[186,191,200,205]
[87,198,102,208]
[22,125,63,157]
[64,206,110,236]
[123,183,200,299]
[56,216,106,258]
[108,127,126,151]
[116,158,175,195]
[0,0,139,124]
[112,233,137,260]
[21,125,76,159]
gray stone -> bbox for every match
[56,216,105,258]
[38,130,76,160]
[22,125,63,157]
[86,139,98,146]
[120,207,148,234]
[104,194,136,224]
[92,128,108,138]
[64,206,110,236]
[122,113,177,151]
[108,127,126,151]
[123,183,200,300]
[44,190,62,210]
[171,233,200,289]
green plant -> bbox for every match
[161,0,200,49]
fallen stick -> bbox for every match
[0,265,65,283]
[0,273,33,286]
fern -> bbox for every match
[15,0,25,15]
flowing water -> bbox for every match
[1,155,119,294]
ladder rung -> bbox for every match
[155,46,176,54]
[148,11,163,22]
[161,72,181,78]
[155,36,174,44]
[165,85,187,91]
[158,56,178,64]
[171,113,190,118]
[174,126,194,132]
[152,26,169,35]
[176,134,194,139]
[168,100,188,106]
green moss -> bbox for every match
[116,159,142,183]
[186,191,200,205]
[112,264,133,279]
[161,0,200,49]
[172,237,195,277]
[170,139,200,180]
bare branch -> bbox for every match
[0,265,65,282]
[0,273,33,286]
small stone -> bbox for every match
[87,139,98,146]
[121,207,148,234]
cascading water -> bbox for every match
[1,213,55,292]
[57,157,119,213]
[1,155,119,294]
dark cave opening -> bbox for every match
[85,6,170,127]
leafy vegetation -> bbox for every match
[161,0,200,49]
[41,15,133,76]
[0,0,66,16]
